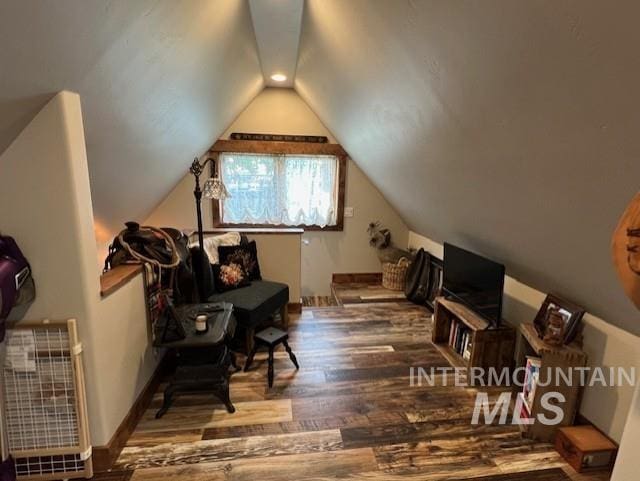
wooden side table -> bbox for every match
[154,302,237,418]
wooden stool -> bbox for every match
[244,326,299,387]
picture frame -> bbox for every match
[533,293,585,344]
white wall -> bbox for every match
[612,383,640,480]
[221,87,337,142]
[408,231,640,444]
[302,161,408,295]
[224,88,408,296]
[146,87,409,296]
[0,92,158,446]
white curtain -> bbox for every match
[220,152,339,227]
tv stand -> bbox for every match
[432,296,515,377]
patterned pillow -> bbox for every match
[212,262,250,292]
[218,241,262,281]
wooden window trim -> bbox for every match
[209,139,347,232]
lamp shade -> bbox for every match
[203,177,230,200]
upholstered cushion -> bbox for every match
[190,232,241,264]
[207,280,288,327]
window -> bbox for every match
[211,141,347,230]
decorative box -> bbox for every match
[555,425,617,473]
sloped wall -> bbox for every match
[0,0,264,241]
[408,232,640,443]
[612,383,640,480]
[146,88,409,296]
[0,92,158,446]
[296,0,640,336]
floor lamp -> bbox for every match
[189,157,229,302]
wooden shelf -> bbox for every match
[432,297,515,377]
[433,343,468,369]
[519,323,585,359]
[516,322,588,443]
[100,264,143,298]
[434,297,490,331]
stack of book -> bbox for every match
[519,356,542,419]
[448,320,473,360]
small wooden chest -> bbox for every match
[555,426,617,473]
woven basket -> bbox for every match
[382,257,410,291]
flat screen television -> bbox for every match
[442,243,505,327]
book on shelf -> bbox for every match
[462,337,473,360]
[447,322,473,358]
[449,320,457,346]
[458,330,467,354]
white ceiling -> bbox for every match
[0,0,264,234]
[249,0,304,87]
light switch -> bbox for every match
[344,207,354,217]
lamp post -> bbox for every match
[189,157,229,301]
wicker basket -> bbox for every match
[382,257,410,291]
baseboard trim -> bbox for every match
[288,302,302,313]
[92,354,168,472]
[332,272,382,284]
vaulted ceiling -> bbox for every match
[249,0,303,87]
[296,0,640,335]
[1,0,640,334]
[0,0,263,234]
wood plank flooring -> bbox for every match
[331,282,407,304]
[301,295,339,307]
[95,302,610,481]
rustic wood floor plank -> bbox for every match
[341,417,513,449]
[128,448,378,481]
[136,399,292,432]
[107,302,595,481]
[373,431,547,473]
[125,429,203,448]
[117,429,343,469]
[202,416,372,440]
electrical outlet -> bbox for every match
[344,207,354,218]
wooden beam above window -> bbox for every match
[210,139,348,157]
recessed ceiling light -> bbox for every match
[270,73,287,82]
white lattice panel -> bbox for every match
[1,320,92,480]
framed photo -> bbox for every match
[533,294,585,344]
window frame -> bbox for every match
[209,139,347,231]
